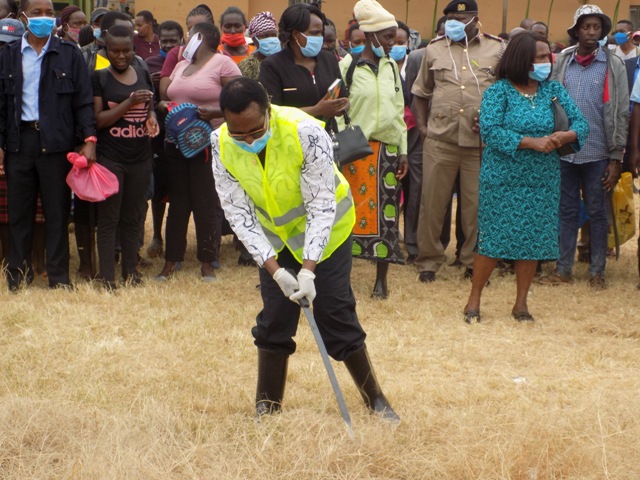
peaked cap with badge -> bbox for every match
[443,0,478,15]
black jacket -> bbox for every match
[0,35,96,154]
[259,46,342,112]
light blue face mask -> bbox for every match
[233,129,272,154]
[257,37,282,56]
[528,62,551,82]
[93,27,101,40]
[372,33,385,58]
[444,17,473,42]
[24,15,56,38]
[298,33,323,57]
[598,37,608,47]
[389,45,407,62]
[350,44,365,55]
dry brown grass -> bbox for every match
[1,215,640,479]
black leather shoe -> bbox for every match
[238,251,257,267]
[123,271,144,287]
[449,258,463,268]
[7,278,20,293]
[464,268,491,286]
[418,271,436,283]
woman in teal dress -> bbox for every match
[463,32,589,323]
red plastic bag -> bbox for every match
[66,152,119,202]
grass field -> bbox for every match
[1,217,639,479]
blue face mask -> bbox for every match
[372,33,385,58]
[24,15,56,39]
[257,37,282,56]
[350,44,365,55]
[528,62,551,82]
[298,33,323,57]
[389,45,407,62]
[233,129,272,154]
[159,49,168,59]
[445,18,473,42]
[614,32,629,45]
[598,37,608,47]
[93,27,101,40]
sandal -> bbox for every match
[463,309,481,324]
[155,261,176,282]
[537,271,572,286]
[201,262,217,283]
[512,310,534,322]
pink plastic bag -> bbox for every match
[66,152,119,202]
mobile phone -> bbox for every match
[323,78,342,101]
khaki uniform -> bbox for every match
[411,32,504,273]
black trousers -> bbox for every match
[5,127,71,287]
[253,237,367,361]
[152,135,169,203]
[164,143,221,263]
[74,197,96,226]
[402,127,423,257]
[96,156,151,282]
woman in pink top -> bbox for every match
[157,22,240,281]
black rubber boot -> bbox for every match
[371,262,389,299]
[344,345,400,423]
[255,348,289,416]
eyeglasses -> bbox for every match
[227,113,269,141]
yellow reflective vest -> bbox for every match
[218,105,355,263]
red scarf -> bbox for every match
[574,50,596,67]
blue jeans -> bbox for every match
[557,159,609,277]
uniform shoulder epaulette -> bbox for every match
[482,32,504,42]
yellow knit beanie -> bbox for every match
[354,0,397,33]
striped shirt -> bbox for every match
[561,48,609,164]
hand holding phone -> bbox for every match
[323,78,342,101]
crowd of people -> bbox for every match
[0,0,639,420]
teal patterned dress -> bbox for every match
[477,79,589,260]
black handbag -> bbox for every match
[551,96,576,157]
[331,111,373,166]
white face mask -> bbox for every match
[182,32,203,62]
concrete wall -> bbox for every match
[133,0,632,43]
